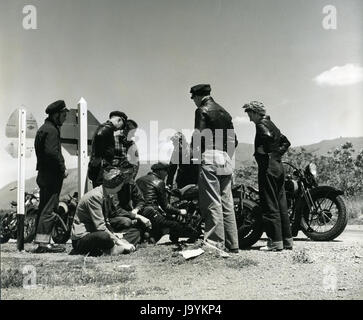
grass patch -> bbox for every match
[224,258,259,269]
[292,248,315,264]
[1,255,136,289]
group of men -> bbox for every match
[32,83,293,255]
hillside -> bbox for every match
[1,137,362,209]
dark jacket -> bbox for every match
[136,172,180,216]
[254,115,291,161]
[88,121,116,185]
[90,120,116,164]
[107,181,145,218]
[192,96,238,159]
[34,118,65,174]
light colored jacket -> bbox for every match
[71,186,114,241]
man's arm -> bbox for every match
[43,129,66,173]
[86,195,118,241]
[256,123,274,154]
[156,180,181,216]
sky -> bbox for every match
[0,0,362,188]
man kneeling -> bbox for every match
[70,167,138,256]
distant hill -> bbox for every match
[1,137,362,209]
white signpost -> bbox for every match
[17,109,26,251]
[78,98,88,198]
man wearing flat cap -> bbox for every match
[88,110,128,187]
[33,100,69,253]
[70,166,144,256]
[190,84,239,254]
[243,101,293,251]
[136,162,198,243]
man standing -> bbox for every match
[242,101,293,251]
[88,111,127,187]
[136,162,198,243]
[190,84,239,253]
[33,100,69,253]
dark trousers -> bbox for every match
[72,231,114,256]
[141,206,189,242]
[257,156,292,248]
[35,171,63,244]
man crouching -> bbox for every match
[70,167,137,256]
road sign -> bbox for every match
[5,109,38,138]
[5,140,34,158]
[60,106,100,156]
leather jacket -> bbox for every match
[254,115,291,161]
[35,118,65,174]
[192,96,238,159]
[136,172,181,216]
[90,120,116,164]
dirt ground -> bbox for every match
[1,226,362,300]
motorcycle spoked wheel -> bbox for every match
[0,213,13,244]
[24,209,38,243]
[236,199,264,249]
[300,192,348,241]
[51,218,70,244]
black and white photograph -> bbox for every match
[0,0,362,305]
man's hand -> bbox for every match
[257,146,266,154]
[137,214,152,229]
[63,170,69,178]
[179,209,187,216]
[131,208,139,219]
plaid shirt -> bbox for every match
[113,131,140,178]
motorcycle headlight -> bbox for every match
[307,163,317,178]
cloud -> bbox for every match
[314,64,363,87]
[233,116,250,125]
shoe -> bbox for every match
[259,246,283,252]
[283,246,293,250]
[33,244,66,254]
[228,248,239,254]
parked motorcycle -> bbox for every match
[236,161,348,247]
[166,160,348,248]
[51,192,78,244]
[0,189,39,244]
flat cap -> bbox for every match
[190,84,211,98]
[242,101,266,115]
[151,161,170,171]
[109,111,128,121]
[45,100,69,114]
[103,166,134,191]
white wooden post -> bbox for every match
[78,97,88,198]
[17,108,26,251]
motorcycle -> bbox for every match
[51,192,78,244]
[0,190,79,245]
[0,189,40,244]
[236,161,348,247]
[166,160,348,248]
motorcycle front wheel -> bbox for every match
[236,199,264,249]
[0,213,13,244]
[300,190,348,241]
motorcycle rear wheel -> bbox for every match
[51,218,70,244]
[301,192,347,241]
[237,199,264,249]
[24,209,38,243]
